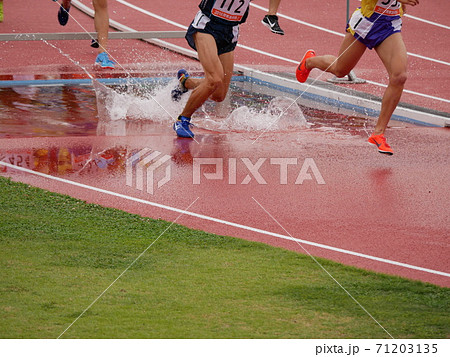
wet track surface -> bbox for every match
[1,80,449,287]
[1,0,449,287]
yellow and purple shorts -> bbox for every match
[347,8,402,50]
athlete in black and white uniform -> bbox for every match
[186,0,250,54]
[172,0,252,138]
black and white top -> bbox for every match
[198,0,251,25]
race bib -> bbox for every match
[374,0,401,16]
[211,0,250,22]
[349,9,373,39]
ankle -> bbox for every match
[305,58,312,70]
[372,129,385,136]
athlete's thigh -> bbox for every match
[194,32,224,80]
[334,33,367,74]
[375,33,407,76]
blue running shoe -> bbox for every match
[58,4,70,26]
[95,52,115,69]
[173,116,194,138]
[171,69,190,102]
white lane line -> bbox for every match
[113,0,450,103]
[404,14,450,30]
[407,53,450,66]
[364,79,450,104]
[237,44,298,64]
[115,0,188,30]
[250,2,345,37]
[1,161,449,279]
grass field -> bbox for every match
[0,176,449,339]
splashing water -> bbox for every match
[215,97,309,132]
[94,81,309,133]
[42,39,309,133]
[94,79,181,123]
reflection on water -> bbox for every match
[0,144,127,176]
[0,130,228,184]
[0,80,382,138]
[0,86,98,138]
[0,139,204,187]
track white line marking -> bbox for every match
[237,44,298,64]
[407,53,450,66]
[404,14,450,30]
[364,79,450,104]
[251,2,345,37]
[115,0,188,30]
[1,161,449,280]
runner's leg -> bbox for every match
[307,33,366,77]
[373,32,408,135]
[92,0,109,54]
[210,50,234,102]
[62,0,71,9]
[183,51,233,98]
[268,0,281,15]
[181,32,230,118]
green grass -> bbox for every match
[0,176,448,339]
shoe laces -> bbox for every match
[177,118,193,128]
[98,52,113,62]
[181,121,194,129]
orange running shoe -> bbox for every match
[368,133,394,155]
[296,50,316,83]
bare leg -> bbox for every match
[184,77,203,90]
[306,33,366,77]
[373,33,408,135]
[268,0,281,15]
[92,0,109,54]
[61,0,71,9]
[211,50,234,102]
[184,50,233,96]
[181,32,234,118]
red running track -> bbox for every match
[0,0,449,287]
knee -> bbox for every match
[210,86,227,102]
[390,71,407,87]
[205,75,223,95]
[211,93,227,102]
